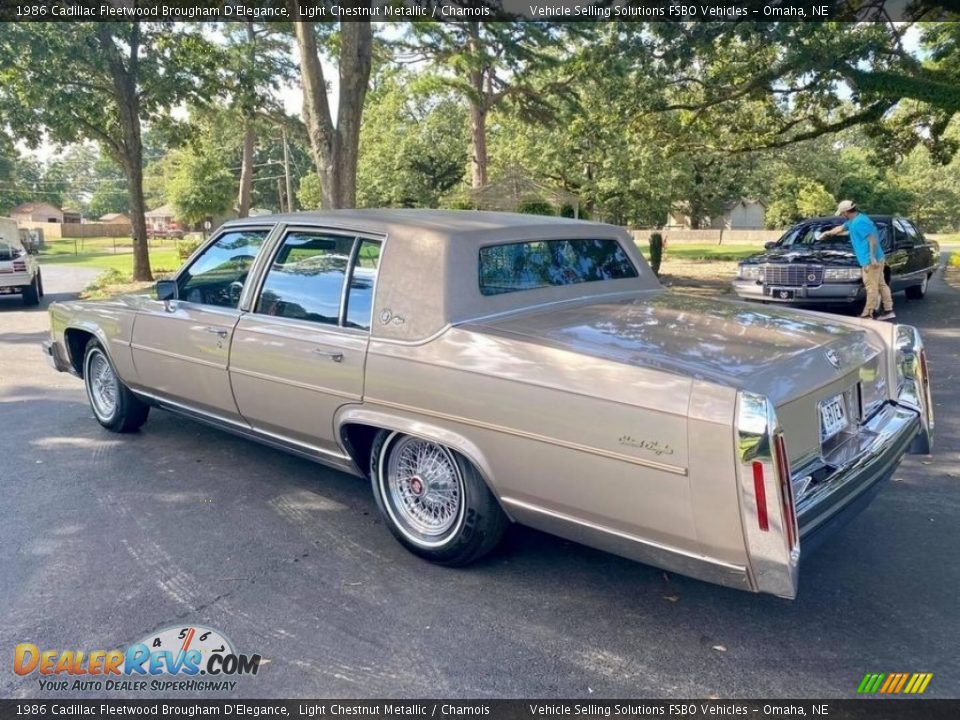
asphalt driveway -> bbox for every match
[2,264,958,699]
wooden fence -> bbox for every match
[16,221,132,239]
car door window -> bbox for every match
[255,232,356,326]
[344,240,381,331]
[178,229,269,308]
[900,219,924,246]
[891,219,913,250]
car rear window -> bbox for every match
[0,241,23,261]
[479,239,638,296]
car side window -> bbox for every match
[892,219,912,250]
[900,219,924,245]
[344,240,381,331]
[178,229,269,308]
[255,232,355,326]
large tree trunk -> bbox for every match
[125,158,151,281]
[237,120,255,218]
[236,22,256,219]
[294,15,372,209]
[295,19,338,209]
[100,25,152,281]
[335,20,372,207]
[469,98,488,189]
[467,25,488,190]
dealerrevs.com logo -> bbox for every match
[14,625,262,693]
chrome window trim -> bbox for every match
[245,224,386,335]
[171,224,277,311]
[343,237,384,332]
[238,222,287,312]
[339,237,361,326]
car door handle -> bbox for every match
[314,349,344,363]
[205,327,229,338]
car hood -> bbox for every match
[475,291,882,403]
[742,244,856,266]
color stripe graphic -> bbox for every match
[858,673,933,694]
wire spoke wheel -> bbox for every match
[383,435,465,546]
[86,350,118,421]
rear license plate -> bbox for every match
[765,287,795,300]
[819,394,849,442]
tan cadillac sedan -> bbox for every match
[42,210,934,598]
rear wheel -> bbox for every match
[83,340,150,433]
[905,273,929,300]
[370,431,507,566]
[21,274,40,306]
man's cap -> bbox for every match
[836,200,857,215]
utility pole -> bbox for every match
[282,128,295,213]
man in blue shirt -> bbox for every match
[822,200,895,320]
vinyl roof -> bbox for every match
[221,208,609,237]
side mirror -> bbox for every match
[156,280,178,301]
[764,241,776,250]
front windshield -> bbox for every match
[776,222,845,247]
[776,221,889,248]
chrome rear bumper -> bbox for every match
[795,402,920,542]
[736,393,922,599]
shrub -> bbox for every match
[648,232,664,277]
[177,239,201,261]
[517,199,554,216]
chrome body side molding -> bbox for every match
[132,390,362,477]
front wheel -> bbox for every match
[905,273,929,300]
[83,340,150,433]
[370,431,507,566]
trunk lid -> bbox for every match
[473,291,882,405]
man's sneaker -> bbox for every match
[876,311,896,321]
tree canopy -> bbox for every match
[4,18,960,242]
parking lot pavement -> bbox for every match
[2,264,958,699]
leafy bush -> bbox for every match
[444,195,477,210]
[517,198,554,216]
[176,239,201,261]
[297,173,323,210]
[648,232,664,277]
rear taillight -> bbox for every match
[752,461,769,531]
[13,260,26,272]
[737,391,801,597]
[773,432,798,551]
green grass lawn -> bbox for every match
[936,234,960,250]
[637,242,763,262]
[38,236,183,275]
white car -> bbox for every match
[0,217,43,306]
